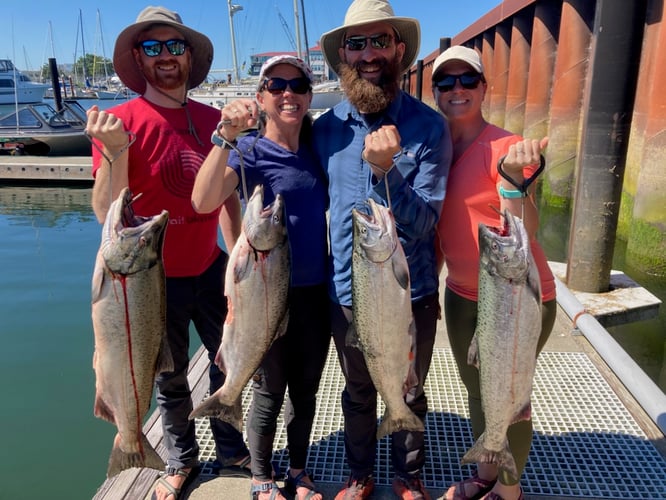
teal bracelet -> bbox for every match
[498,185,527,198]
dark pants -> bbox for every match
[247,284,331,480]
[156,251,249,470]
[444,287,557,485]
[331,293,440,479]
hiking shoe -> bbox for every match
[392,475,431,500]
[334,475,375,500]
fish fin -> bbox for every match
[377,407,424,439]
[512,401,532,424]
[94,394,116,424]
[232,244,252,283]
[155,333,174,374]
[461,435,519,483]
[91,251,106,304]
[274,310,290,339]
[106,433,164,478]
[189,396,243,433]
[467,333,480,368]
[403,362,419,396]
[527,257,542,302]
[391,253,410,291]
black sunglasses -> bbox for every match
[344,34,394,51]
[435,73,483,92]
[262,77,311,95]
[138,39,188,57]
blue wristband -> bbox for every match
[498,185,527,198]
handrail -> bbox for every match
[555,277,666,435]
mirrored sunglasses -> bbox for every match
[435,73,482,92]
[262,77,311,95]
[138,39,188,57]
[344,34,394,51]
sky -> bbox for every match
[4,0,501,76]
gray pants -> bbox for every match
[331,293,440,479]
[156,251,249,471]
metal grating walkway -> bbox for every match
[193,347,666,499]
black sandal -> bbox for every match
[150,466,200,500]
[284,469,321,500]
[250,480,283,500]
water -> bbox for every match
[0,187,113,499]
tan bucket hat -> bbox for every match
[113,6,213,94]
[319,0,420,76]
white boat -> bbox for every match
[189,1,344,111]
[0,60,49,105]
[189,82,258,109]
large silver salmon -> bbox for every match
[351,198,423,439]
[189,185,290,430]
[91,187,172,478]
[462,209,542,482]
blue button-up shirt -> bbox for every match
[313,91,452,306]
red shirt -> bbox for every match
[92,97,221,277]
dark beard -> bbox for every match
[338,59,402,114]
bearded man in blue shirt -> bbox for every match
[313,1,452,499]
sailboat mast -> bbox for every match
[293,0,302,60]
[79,9,89,85]
[228,0,243,84]
[300,0,311,67]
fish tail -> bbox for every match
[376,408,425,439]
[461,435,519,483]
[106,433,164,478]
[189,396,243,432]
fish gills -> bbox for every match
[351,198,423,439]
[462,209,542,482]
[91,187,172,477]
[189,185,290,430]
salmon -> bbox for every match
[462,209,542,482]
[351,198,423,439]
[189,185,290,430]
[91,187,172,477]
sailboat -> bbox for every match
[188,0,343,111]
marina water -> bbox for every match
[0,99,663,499]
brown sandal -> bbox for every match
[444,472,496,500]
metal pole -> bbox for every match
[228,0,243,83]
[555,278,666,435]
[566,0,647,292]
[293,0,303,60]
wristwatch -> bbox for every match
[211,122,237,150]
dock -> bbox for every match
[92,268,666,500]
[0,155,92,183]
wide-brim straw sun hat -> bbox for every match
[113,6,213,94]
[319,0,420,76]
